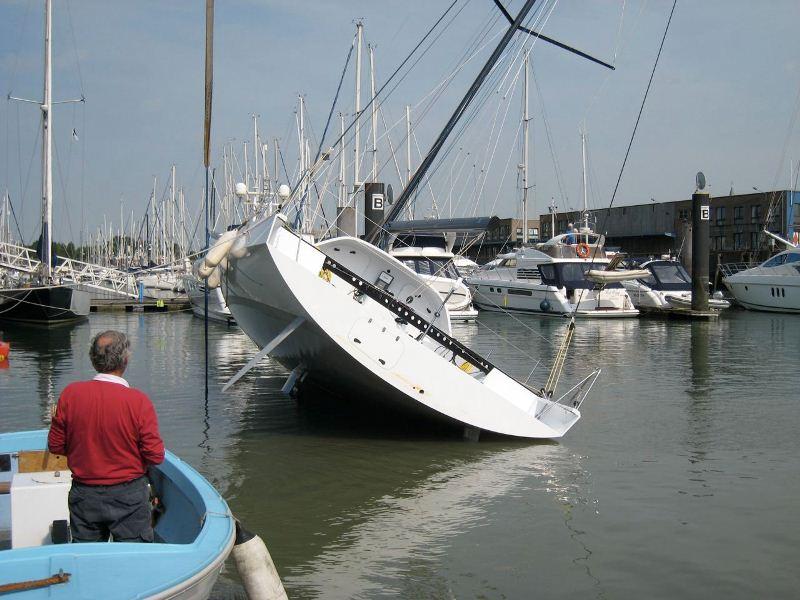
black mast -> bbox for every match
[367,0,539,244]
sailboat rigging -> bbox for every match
[1,0,90,324]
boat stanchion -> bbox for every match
[231,520,288,600]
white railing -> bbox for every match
[718,262,758,278]
[0,241,40,274]
[0,241,138,298]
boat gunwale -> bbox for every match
[0,429,235,598]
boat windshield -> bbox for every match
[402,258,460,279]
[541,262,622,290]
[762,252,800,267]
[648,262,691,291]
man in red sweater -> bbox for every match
[49,330,164,543]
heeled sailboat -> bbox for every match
[209,1,614,439]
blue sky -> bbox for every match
[1,0,799,244]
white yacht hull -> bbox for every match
[224,216,585,439]
[723,277,800,313]
[468,280,638,318]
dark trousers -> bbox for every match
[68,476,153,543]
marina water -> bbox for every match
[1,311,797,599]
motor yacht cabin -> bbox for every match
[466,232,639,318]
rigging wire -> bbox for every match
[571,0,678,316]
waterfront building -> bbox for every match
[538,190,798,270]
[466,218,540,263]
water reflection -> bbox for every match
[222,421,598,600]
[0,321,89,423]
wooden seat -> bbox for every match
[17,451,68,473]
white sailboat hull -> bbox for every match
[224,216,583,439]
[183,275,234,324]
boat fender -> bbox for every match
[204,230,238,269]
[576,243,591,259]
[207,267,222,289]
[198,263,215,279]
[229,234,248,259]
[0,341,9,362]
[540,299,551,312]
[232,521,288,600]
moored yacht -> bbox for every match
[622,259,730,313]
[466,232,641,318]
[0,0,89,325]
[389,245,478,321]
[722,244,800,313]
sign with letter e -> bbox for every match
[700,205,710,221]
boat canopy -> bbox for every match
[387,216,499,234]
[640,260,692,291]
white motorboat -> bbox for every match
[137,271,187,299]
[466,232,640,318]
[389,246,478,322]
[0,430,235,599]
[453,255,479,277]
[722,245,800,313]
[221,213,597,439]
[622,259,730,313]
[183,273,235,325]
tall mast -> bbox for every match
[243,141,249,195]
[522,54,530,246]
[405,105,412,185]
[369,44,378,182]
[339,112,347,207]
[371,0,538,243]
[41,0,54,278]
[252,113,260,200]
[273,137,279,192]
[353,20,363,194]
[581,129,588,238]
[170,164,176,264]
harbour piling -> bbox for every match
[691,189,711,314]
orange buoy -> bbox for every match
[0,341,9,363]
[576,242,591,259]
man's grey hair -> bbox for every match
[90,330,131,374]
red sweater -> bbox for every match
[48,379,165,485]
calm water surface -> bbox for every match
[1,310,798,599]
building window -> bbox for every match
[750,205,761,223]
[734,206,744,223]
[516,228,523,237]
[529,227,537,237]
[733,232,746,249]
[750,231,760,249]
[679,208,690,221]
[716,206,726,225]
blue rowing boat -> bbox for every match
[0,430,235,599]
